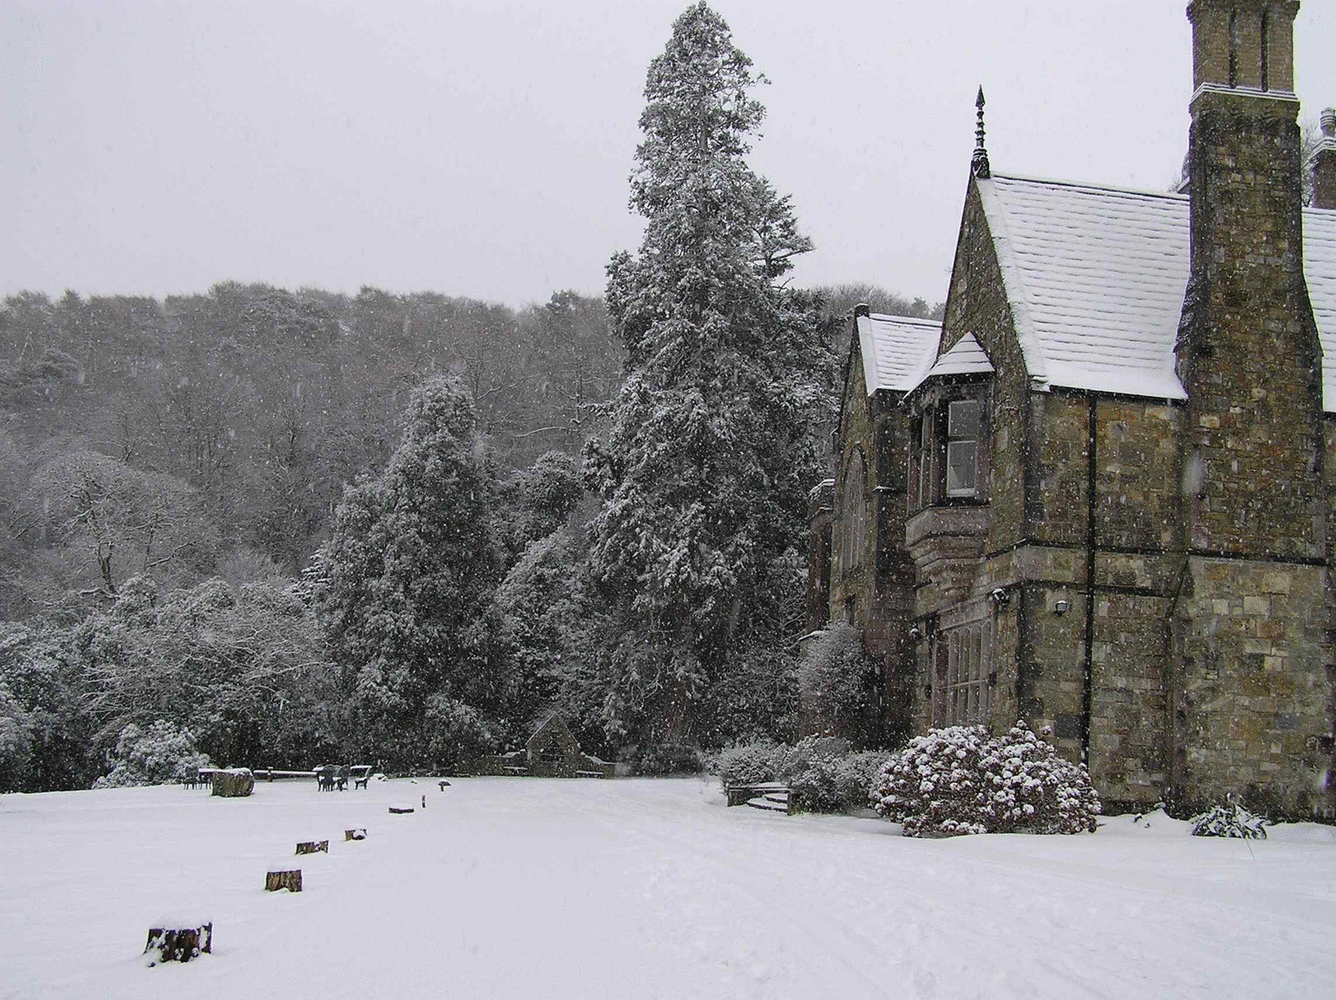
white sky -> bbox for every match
[4,0,1335,309]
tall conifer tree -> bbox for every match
[318,375,507,767]
[585,2,830,745]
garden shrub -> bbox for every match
[775,735,849,782]
[1189,799,1268,839]
[835,750,892,807]
[797,623,880,745]
[717,736,887,813]
[634,742,702,775]
[788,756,843,811]
[93,720,212,788]
[718,741,782,786]
[870,724,1100,836]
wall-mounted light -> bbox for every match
[990,587,1010,608]
[1053,599,1070,615]
[909,625,922,641]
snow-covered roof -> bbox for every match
[1309,210,1336,408]
[973,173,1336,410]
[856,313,941,395]
[905,333,994,393]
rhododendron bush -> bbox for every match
[870,724,1100,836]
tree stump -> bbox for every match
[295,840,328,855]
[144,923,212,965]
[265,869,302,892]
[344,828,366,841]
[211,768,255,798]
[388,805,414,814]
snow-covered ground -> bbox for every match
[1,777,1333,1000]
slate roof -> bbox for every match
[905,333,994,393]
[855,313,941,395]
[974,173,1336,410]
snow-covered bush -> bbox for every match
[835,750,893,806]
[788,750,893,813]
[1189,799,1268,839]
[775,735,849,782]
[797,623,879,744]
[94,720,211,788]
[633,743,702,775]
[0,680,34,792]
[717,741,782,787]
[870,724,1100,836]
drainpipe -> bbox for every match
[1080,395,1096,766]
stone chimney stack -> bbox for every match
[1311,107,1336,209]
[1177,0,1321,562]
[1171,1,1329,817]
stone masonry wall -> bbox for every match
[827,335,918,743]
[1171,66,1331,811]
[1172,558,1328,814]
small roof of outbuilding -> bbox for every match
[525,712,578,749]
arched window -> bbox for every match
[840,451,868,573]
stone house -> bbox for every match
[809,0,1336,816]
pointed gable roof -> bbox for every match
[525,712,578,751]
[974,172,1336,411]
[905,333,994,393]
[855,312,941,395]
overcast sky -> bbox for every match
[4,0,1335,309]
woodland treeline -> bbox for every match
[0,284,623,611]
[0,280,934,617]
[0,1,939,795]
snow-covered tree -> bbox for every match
[92,720,211,788]
[318,375,509,768]
[584,2,832,746]
[797,623,881,746]
[78,575,334,770]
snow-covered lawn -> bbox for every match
[1,777,1333,999]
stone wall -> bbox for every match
[1171,558,1329,815]
[825,333,919,744]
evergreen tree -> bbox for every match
[318,375,508,768]
[584,2,831,747]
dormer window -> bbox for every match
[909,387,989,510]
[904,333,994,512]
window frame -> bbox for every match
[908,381,990,512]
[838,449,870,574]
[932,618,993,727]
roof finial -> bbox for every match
[972,86,991,179]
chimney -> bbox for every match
[1176,0,1322,560]
[1311,107,1336,209]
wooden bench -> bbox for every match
[724,782,788,807]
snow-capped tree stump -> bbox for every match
[144,923,212,965]
[264,869,302,892]
[345,828,366,841]
[295,840,328,855]
[210,768,254,798]
[388,805,414,814]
